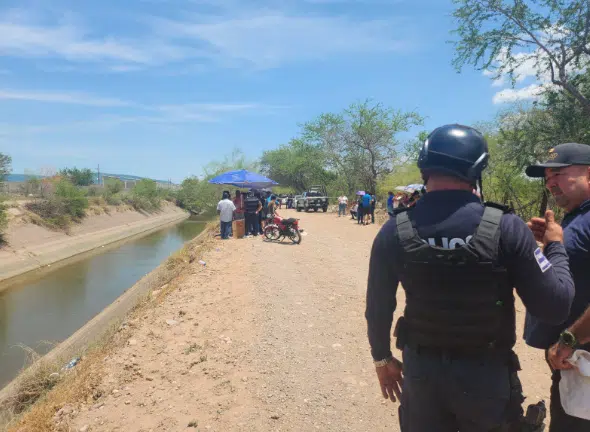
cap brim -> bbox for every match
[525,163,571,178]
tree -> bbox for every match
[452,0,590,114]
[59,167,95,186]
[0,153,10,183]
[105,178,124,195]
[0,153,11,242]
[260,139,334,192]
[342,100,423,192]
[177,177,202,213]
[404,130,430,163]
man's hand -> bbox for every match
[548,341,575,370]
[527,210,563,245]
[375,358,404,403]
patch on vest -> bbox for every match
[534,247,552,273]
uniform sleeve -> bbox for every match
[365,223,400,361]
[501,215,574,325]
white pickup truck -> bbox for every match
[296,185,329,212]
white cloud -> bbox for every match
[0,6,412,71]
[492,83,546,104]
[0,9,205,68]
[0,89,134,107]
[154,13,411,69]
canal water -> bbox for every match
[0,219,205,388]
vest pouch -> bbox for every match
[394,316,407,351]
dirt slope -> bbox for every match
[56,209,551,432]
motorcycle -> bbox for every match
[264,216,302,244]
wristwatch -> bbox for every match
[559,330,578,348]
[374,356,393,368]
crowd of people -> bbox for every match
[216,189,285,239]
[337,189,425,225]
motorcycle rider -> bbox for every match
[366,123,574,431]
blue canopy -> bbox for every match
[208,169,279,189]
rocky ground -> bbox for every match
[53,209,552,432]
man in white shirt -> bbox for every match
[338,194,348,217]
[217,192,236,239]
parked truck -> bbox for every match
[296,185,329,212]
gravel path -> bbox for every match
[65,209,553,432]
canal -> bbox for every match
[0,219,205,388]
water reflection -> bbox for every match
[0,220,204,387]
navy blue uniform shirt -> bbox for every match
[366,190,575,361]
[525,199,590,349]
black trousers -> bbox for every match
[549,368,590,431]
[400,346,522,432]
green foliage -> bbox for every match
[0,201,6,244]
[0,153,11,242]
[24,179,89,230]
[176,176,225,214]
[54,179,89,219]
[260,139,335,192]
[87,186,101,197]
[59,167,95,186]
[451,0,590,114]
[128,179,161,211]
[403,131,429,163]
[105,193,124,206]
[378,164,422,197]
[261,100,423,196]
[0,153,11,183]
[105,178,124,195]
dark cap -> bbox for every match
[525,143,590,178]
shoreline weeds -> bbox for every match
[0,204,189,288]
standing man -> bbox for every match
[357,197,365,225]
[338,193,348,217]
[366,124,575,431]
[387,191,395,218]
[244,192,262,237]
[525,143,590,431]
[370,192,376,223]
[361,192,372,225]
[217,191,235,240]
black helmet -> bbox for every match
[417,124,489,182]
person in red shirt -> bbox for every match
[233,190,245,220]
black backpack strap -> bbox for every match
[470,205,504,260]
[395,210,416,243]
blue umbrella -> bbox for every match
[208,169,279,189]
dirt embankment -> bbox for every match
[0,201,188,285]
[6,209,554,432]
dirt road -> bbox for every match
[64,209,553,432]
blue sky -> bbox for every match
[0,0,538,183]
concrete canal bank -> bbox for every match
[0,202,189,285]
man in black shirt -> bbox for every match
[244,192,262,237]
[366,124,574,431]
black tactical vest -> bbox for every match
[395,204,516,352]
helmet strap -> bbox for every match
[477,177,484,203]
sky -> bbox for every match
[0,0,542,183]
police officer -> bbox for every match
[365,124,575,431]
